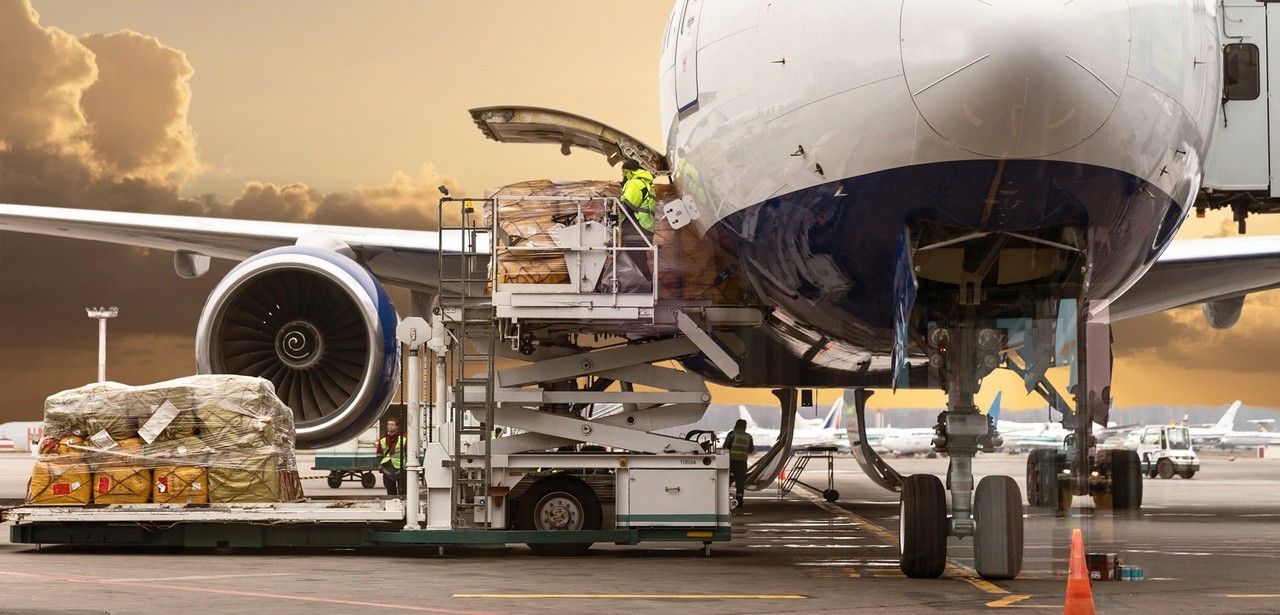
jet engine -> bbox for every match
[195,247,399,449]
[1203,295,1246,330]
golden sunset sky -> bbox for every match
[3,1,1279,420]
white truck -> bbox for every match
[1125,425,1201,480]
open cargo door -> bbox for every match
[470,106,670,175]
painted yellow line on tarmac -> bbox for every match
[1222,594,1280,598]
[796,488,1032,606]
[453,593,806,600]
[986,594,1056,609]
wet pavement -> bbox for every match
[0,452,1277,613]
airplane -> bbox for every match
[877,427,939,458]
[0,421,44,454]
[987,392,1137,452]
[0,0,1269,581]
[1219,421,1280,448]
[1171,400,1280,448]
[718,402,844,451]
[1184,400,1242,446]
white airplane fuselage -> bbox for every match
[660,0,1219,379]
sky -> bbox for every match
[2,0,1279,421]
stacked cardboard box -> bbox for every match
[485,180,744,302]
[27,375,302,506]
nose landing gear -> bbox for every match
[898,321,1024,580]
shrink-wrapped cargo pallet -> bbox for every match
[484,179,744,302]
[27,375,302,506]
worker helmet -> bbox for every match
[621,159,642,171]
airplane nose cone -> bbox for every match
[902,0,1131,158]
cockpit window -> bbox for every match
[1167,427,1191,450]
[1224,43,1261,101]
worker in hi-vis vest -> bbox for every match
[619,159,657,289]
[376,418,408,496]
[723,419,754,509]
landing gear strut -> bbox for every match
[899,321,1023,580]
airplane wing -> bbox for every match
[0,203,474,290]
[1109,236,1280,321]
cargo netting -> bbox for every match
[485,179,745,303]
[27,375,303,506]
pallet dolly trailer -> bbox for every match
[5,194,760,555]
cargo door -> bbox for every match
[674,0,704,111]
[469,106,669,174]
[1205,3,1268,191]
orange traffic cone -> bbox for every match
[1064,528,1096,615]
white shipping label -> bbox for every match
[89,429,118,450]
[138,399,181,444]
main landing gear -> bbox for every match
[898,322,1024,580]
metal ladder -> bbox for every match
[436,198,497,529]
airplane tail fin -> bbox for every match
[738,405,758,428]
[1214,400,1242,432]
[822,398,843,429]
[987,391,1003,422]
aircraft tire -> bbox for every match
[1156,458,1175,480]
[899,474,947,579]
[974,475,1024,580]
[1026,450,1059,508]
[1108,449,1143,510]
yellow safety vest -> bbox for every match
[728,429,753,462]
[379,435,405,470]
[621,168,657,233]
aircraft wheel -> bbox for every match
[1156,458,1175,479]
[899,474,947,579]
[974,475,1024,580]
[517,476,601,556]
[823,489,840,503]
[1178,469,1196,480]
[361,472,377,489]
[326,471,343,489]
[1109,449,1143,509]
[1026,450,1058,508]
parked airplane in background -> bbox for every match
[877,426,939,458]
[720,402,843,451]
[1184,400,1241,446]
[1181,400,1280,448]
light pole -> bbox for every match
[85,307,118,383]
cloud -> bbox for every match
[0,0,459,420]
[79,31,200,182]
[222,164,458,228]
[0,0,96,150]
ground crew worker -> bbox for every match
[619,159,656,287]
[723,419,754,509]
[376,418,407,496]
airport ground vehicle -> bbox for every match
[1127,426,1200,479]
[4,195,735,554]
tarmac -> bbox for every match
[0,450,1277,613]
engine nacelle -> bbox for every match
[196,247,399,449]
[1203,295,1246,330]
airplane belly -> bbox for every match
[666,0,1219,365]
